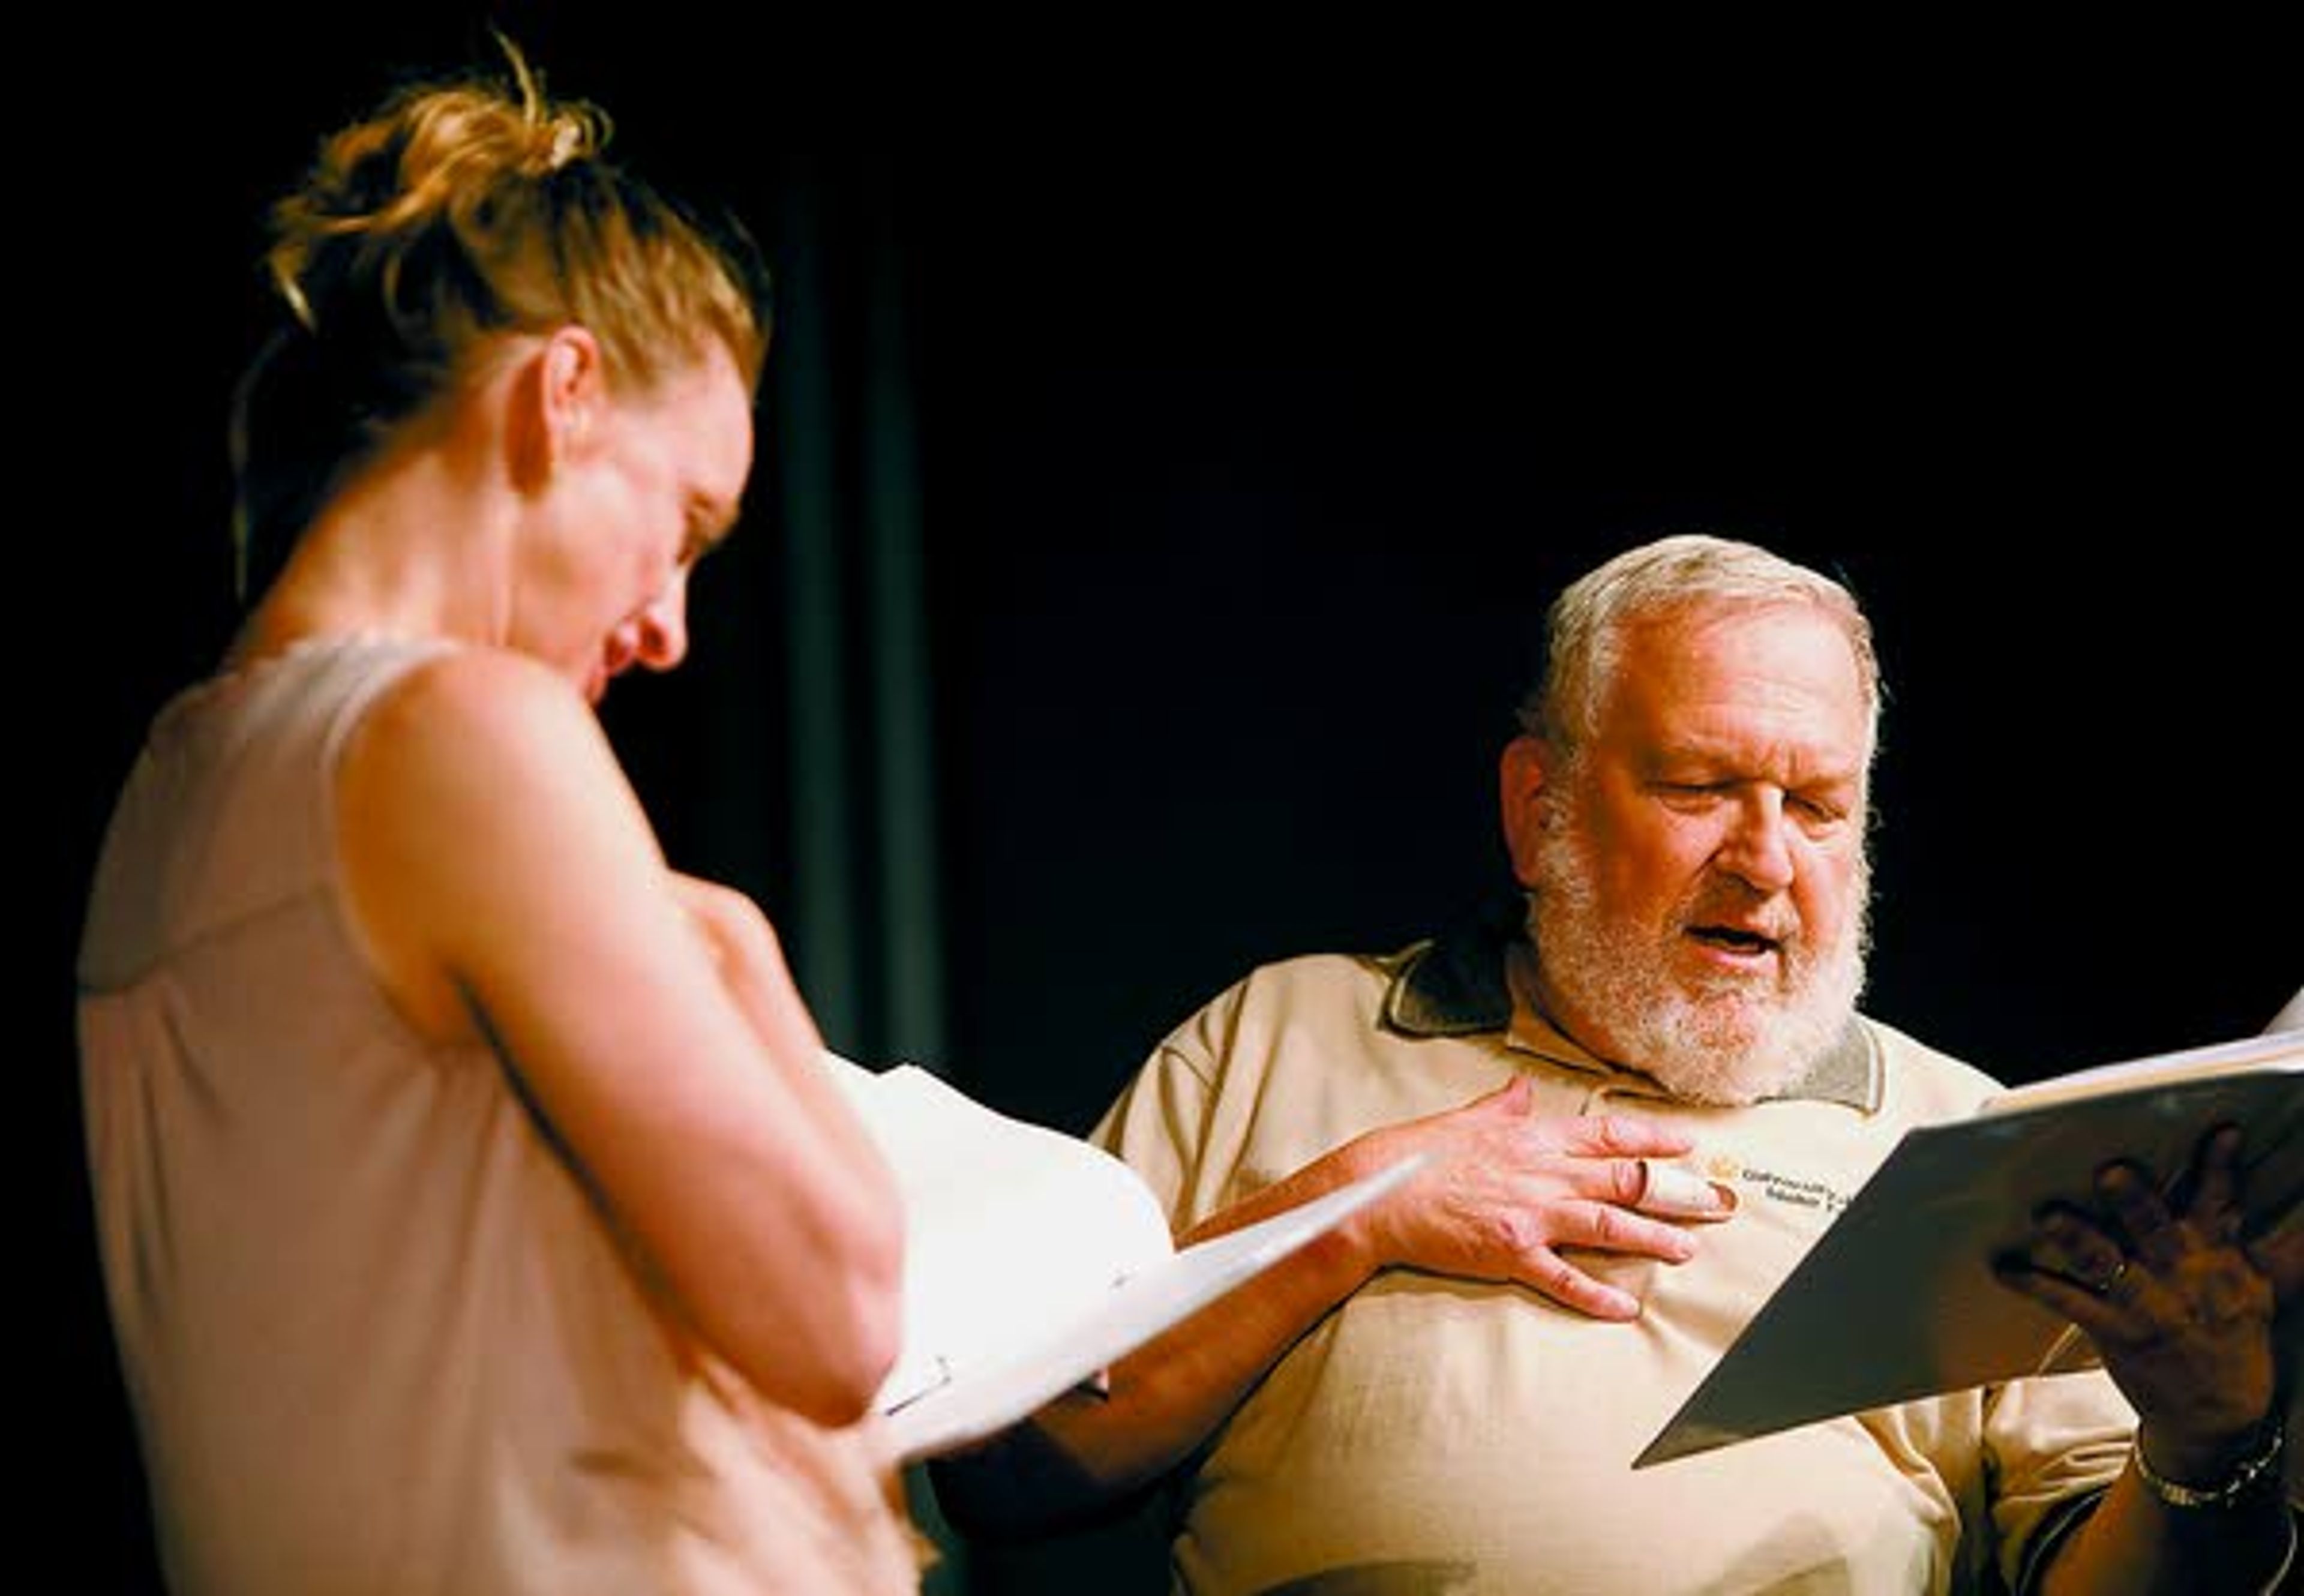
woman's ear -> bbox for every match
[1499,733,1555,889]
[539,325,604,457]
[506,326,604,490]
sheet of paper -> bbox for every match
[823,1054,1426,1461]
[823,1058,1175,1417]
[1637,1027,2304,1469]
[882,1151,1425,1462]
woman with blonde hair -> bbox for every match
[76,40,925,1594]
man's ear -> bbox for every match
[1499,733,1555,889]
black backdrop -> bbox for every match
[35,11,2297,1592]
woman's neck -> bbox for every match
[225,450,512,670]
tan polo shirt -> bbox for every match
[1094,917,2134,1595]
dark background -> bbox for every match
[33,10,2296,1592]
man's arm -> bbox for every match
[929,1073,1731,1535]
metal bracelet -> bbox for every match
[2133,1423,2285,1510]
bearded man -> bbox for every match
[931,534,2300,1596]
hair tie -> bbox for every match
[545,119,584,171]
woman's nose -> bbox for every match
[632,570,691,672]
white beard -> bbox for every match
[1524,789,1870,1106]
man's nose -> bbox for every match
[1718,790,1796,893]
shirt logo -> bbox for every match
[1723,1161,1855,1216]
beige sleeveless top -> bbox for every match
[77,637,924,1595]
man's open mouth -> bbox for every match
[1690,925,1781,955]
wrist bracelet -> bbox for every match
[2133,1422,2285,1510]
